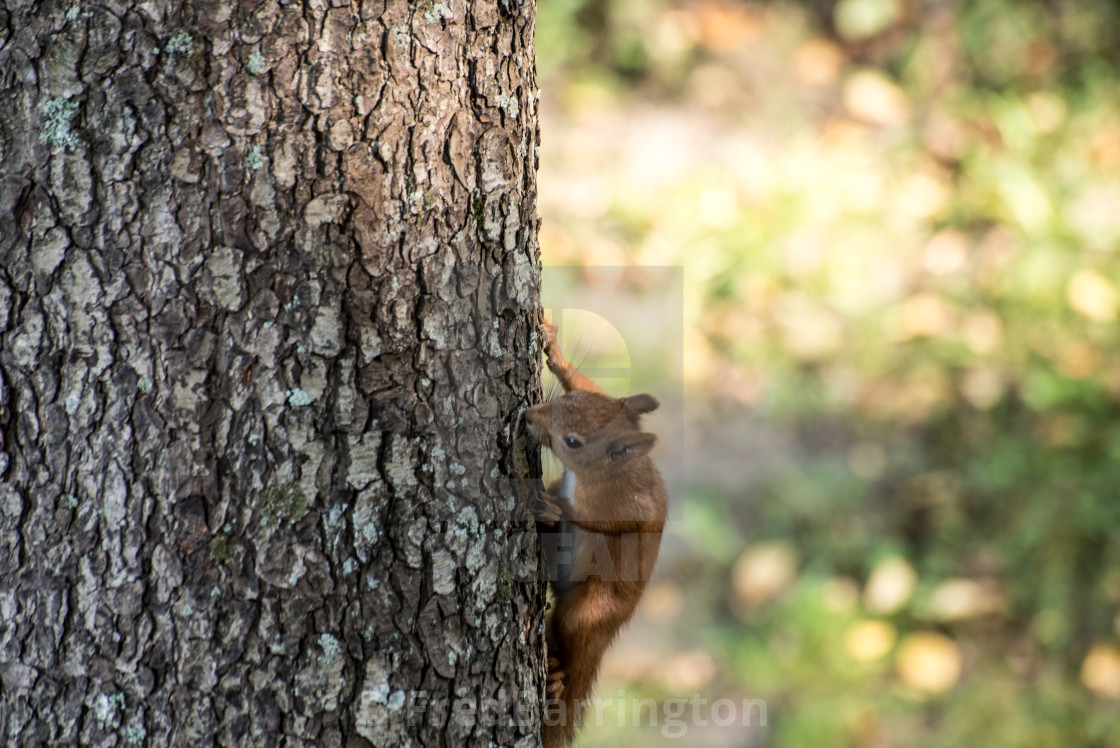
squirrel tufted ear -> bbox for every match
[624,394,659,415]
[608,431,656,462]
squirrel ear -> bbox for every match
[624,394,659,415]
[608,432,656,462]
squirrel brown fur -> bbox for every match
[525,319,667,748]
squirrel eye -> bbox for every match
[563,435,582,449]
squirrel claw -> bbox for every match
[535,494,565,526]
[541,319,559,351]
[541,320,561,369]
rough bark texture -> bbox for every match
[0,0,544,745]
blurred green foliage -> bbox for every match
[536,0,1120,745]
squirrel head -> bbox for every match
[526,390,659,473]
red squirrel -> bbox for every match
[525,319,667,748]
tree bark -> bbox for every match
[0,1,544,745]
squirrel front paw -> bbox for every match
[541,319,559,353]
[535,492,567,526]
[541,319,562,370]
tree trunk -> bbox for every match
[0,1,544,746]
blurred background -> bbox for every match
[533,0,1120,745]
